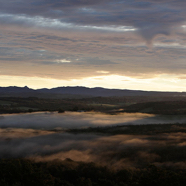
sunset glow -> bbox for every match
[1,0,186,91]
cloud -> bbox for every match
[0,13,136,33]
[0,0,186,43]
[1,1,186,89]
[55,59,71,63]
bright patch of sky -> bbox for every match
[96,71,110,74]
[0,74,186,92]
[55,59,71,63]
[153,43,186,49]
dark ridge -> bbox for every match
[0,86,185,97]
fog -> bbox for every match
[1,129,186,169]
[0,111,186,129]
[1,111,186,169]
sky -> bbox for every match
[1,0,186,91]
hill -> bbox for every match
[0,86,185,98]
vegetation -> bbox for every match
[1,95,186,185]
[1,96,186,115]
[1,158,186,186]
[68,123,186,135]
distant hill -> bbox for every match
[0,86,185,98]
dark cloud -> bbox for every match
[1,1,186,85]
[1,0,186,43]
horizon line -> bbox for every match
[0,85,185,93]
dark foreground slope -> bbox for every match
[2,123,186,186]
[0,158,186,186]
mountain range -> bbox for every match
[0,86,185,98]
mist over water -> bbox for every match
[0,111,186,129]
[1,111,186,169]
